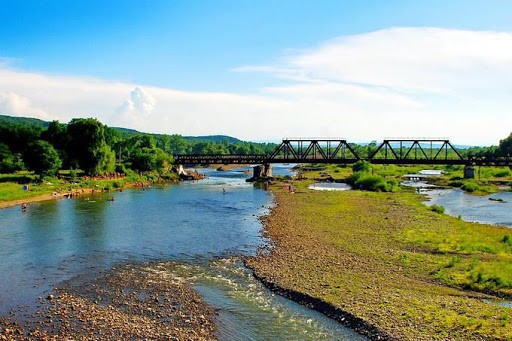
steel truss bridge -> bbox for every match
[174,138,512,167]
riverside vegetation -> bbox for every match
[247,165,512,340]
[0,114,277,206]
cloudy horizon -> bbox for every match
[1,2,511,146]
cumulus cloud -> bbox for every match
[114,87,156,128]
[0,27,511,145]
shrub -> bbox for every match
[461,181,480,193]
[354,174,389,192]
[502,235,511,245]
[430,205,445,214]
[448,180,464,187]
[115,163,127,174]
[352,160,371,173]
[494,169,511,177]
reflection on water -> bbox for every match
[308,183,351,191]
[0,168,270,314]
[424,189,512,227]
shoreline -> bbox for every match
[0,187,99,210]
[0,179,173,210]
[0,262,217,340]
[246,261,394,340]
[246,185,512,339]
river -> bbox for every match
[424,188,512,228]
[0,166,363,340]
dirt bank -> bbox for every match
[0,263,216,340]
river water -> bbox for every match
[424,189,512,228]
[0,166,363,340]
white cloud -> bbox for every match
[0,91,49,120]
[114,87,157,127]
[0,27,511,145]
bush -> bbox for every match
[352,160,371,173]
[494,169,511,177]
[502,235,511,245]
[354,174,389,192]
[115,163,127,174]
[461,181,480,193]
[430,205,445,214]
[448,180,464,187]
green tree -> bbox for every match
[23,140,62,176]
[0,143,24,173]
[499,133,512,156]
[67,118,115,175]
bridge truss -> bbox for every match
[368,139,465,165]
[174,138,512,167]
[267,139,360,163]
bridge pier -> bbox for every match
[253,163,272,178]
[464,166,475,179]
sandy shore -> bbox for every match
[0,263,216,340]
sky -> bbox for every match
[1,0,512,145]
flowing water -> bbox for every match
[0,166,363,340]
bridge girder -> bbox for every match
[174,138,512,167]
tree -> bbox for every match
[499,133,512,156]
[67,118,115,175]
[23,140,62,176]
[0,143,24,173]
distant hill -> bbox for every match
[0,114,243,143]
[0,114,49,128]
[183,135,241,143]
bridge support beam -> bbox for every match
[464,166,475,179]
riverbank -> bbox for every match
[0,263,216,340]
[246,184,512,339]
[0,172,178,210]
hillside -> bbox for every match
[0,114,242,143]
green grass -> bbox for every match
[249,170,512,339]
[0,170,179,204]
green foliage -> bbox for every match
[498,132,512,156]
[493,169,511,177]
[430,205,445,214]
[67,118,115,175]
[502,235,511,245]
[23,140,62,176]
[352,160,371,173]
[0,143,24,173]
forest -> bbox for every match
[1,114,511,178]
[0,115,277,177]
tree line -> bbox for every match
[1,115,511,177]
[0,117,277,177]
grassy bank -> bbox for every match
[247,181,512,339]
[296,163,512,195]
[0,170,179,208]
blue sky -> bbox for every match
[1,1,512,144]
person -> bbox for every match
[21,203,27,211]
[223,188,226,194]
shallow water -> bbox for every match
[161,259,365,340]
[308,182,351,191]
[0,166,363,339]
[424,189,512,227]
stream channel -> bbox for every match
[0,165,364,340]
